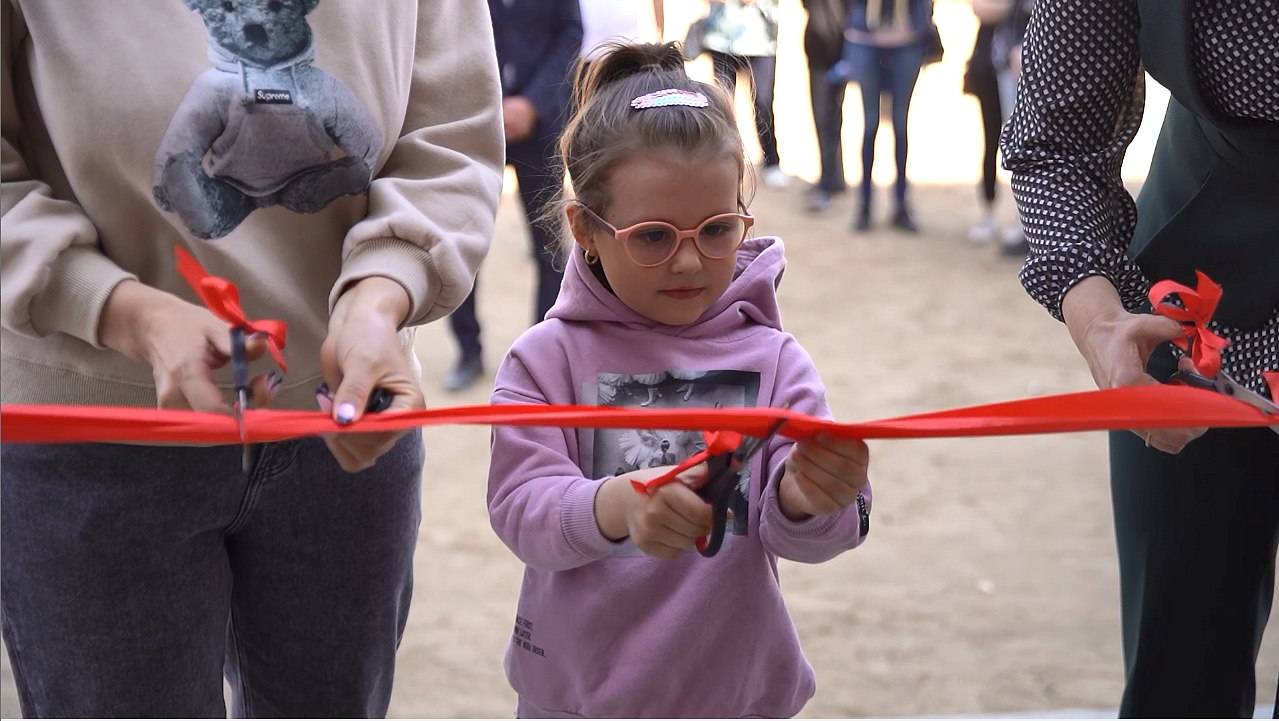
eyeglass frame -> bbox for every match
[574,201,755,268]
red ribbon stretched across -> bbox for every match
[1,383,1274,445]
[1148,271,1230,377]
[175,247,289,372]
[1,257,1275,445]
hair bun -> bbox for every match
[573,41,689,113]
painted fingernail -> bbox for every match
[336,402,356,424]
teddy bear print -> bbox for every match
[153,0,383,240]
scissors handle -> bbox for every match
[1169,369,1218,391]
[230,327,250,398]
[315,383,395,414]
[694,452,738,557]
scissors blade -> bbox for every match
[230,327,254,471]
[732,407,792,463]
[1212,372,1279,434]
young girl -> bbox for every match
[486,41,873,719]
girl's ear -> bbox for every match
[565,203,597,255]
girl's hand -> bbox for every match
[594,465,713,560]
[1061,276,1207,454]
[320,277,426,473]
[778,434,870,522]
[99,280,277,412]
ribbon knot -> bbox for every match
[630,429,743,495]
[1148,271,1230,378]
[175,247,288,372]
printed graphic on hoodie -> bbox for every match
[153,0,384,240]
[591,369,761,558]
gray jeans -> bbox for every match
[1,432,424,718]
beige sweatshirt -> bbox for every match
[1,0,505,411]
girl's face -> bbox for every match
[572,151,745,327]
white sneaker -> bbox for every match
[968,214,997,243]
[761,166,790,189]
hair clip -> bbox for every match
[630,88,710,110]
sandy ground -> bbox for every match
[3,1,1277,718]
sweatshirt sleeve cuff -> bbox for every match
[561,478,625,559]
[762,470,845,540]
[330,238,439,329]
[28,246,137,348]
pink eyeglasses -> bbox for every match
[576,202,755,268]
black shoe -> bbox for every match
[891,206,918,233]
[852,204,872,232]
[443,355,484,392]
[998,237,1030,257]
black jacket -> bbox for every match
[488,0,583,141]
[801,0,850,69]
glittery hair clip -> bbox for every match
[630,88,710,110]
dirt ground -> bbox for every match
[3,1,1276,718]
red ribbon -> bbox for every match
[1,383,1273,445]
[1148,271,1230,377]
[630,430,744,495]
[175,247,289,372]
[1,259,1275,446]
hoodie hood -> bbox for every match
[545,236,787,339]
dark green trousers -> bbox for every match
[1110,424,1279,717]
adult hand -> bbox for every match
[594,464,713,559]
[502,96,538,143]
[320,276,426,472]
[778,434,870,521]
[1062,275,1207,454]
[98,280,277,412]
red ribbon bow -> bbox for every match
[175,247,288,372]
[1147,271,1230,378]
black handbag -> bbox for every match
[682,16,708,61]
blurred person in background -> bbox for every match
[579,0,665,64]
[801,0,852,213]
[963,0,1031,255]
[829,0,934,233]
[700,0,791,189]
[445,0,583,392]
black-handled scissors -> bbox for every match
[1166,331,1278,436]
[1170,368,1279,435]
[694,412,791,557]
[230,326,255,473]
[231,328,396,474]
[315,383,396,415]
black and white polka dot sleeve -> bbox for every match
[1000,0,1279,398]
[998,0,1150,323]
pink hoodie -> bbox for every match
[487,236,871,718]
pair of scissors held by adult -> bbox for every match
[1148,274,1278,436]
[1170,366,1279,435]
[228,326,395,473]
[632,409,791,557]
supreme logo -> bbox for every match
[255,89,293,104]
